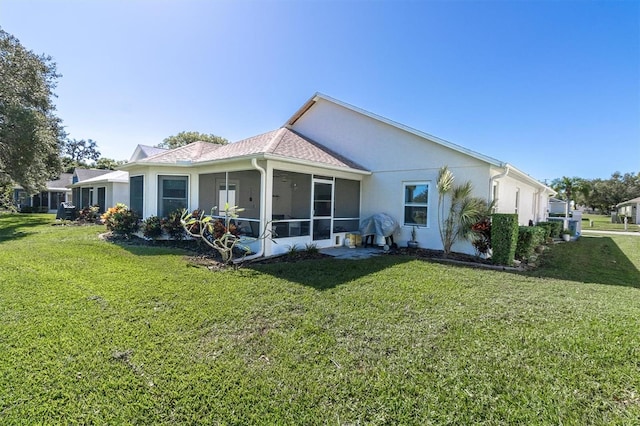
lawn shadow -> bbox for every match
[0,214,54,243]
[519,235,640,288]
[248,255,414,290]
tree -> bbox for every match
[436,166,492,256]
[0,27,63,193]
[157,131,228,149]
[95,157,125,170]
[551,176,587,216]
[61,138,101,163]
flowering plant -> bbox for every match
[101,203,139,237]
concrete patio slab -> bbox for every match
[320,246,385,260]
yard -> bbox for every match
[1,214,639,424]
[582,214,640,233]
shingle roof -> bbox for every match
[139,141,223,164]
[69,170,129,187]
[131,128,367,171]
[617,196,640,207]
[74,168,111,182]
[46,173,73,191]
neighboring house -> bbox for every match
[120,93,555,256]
[548,197,568,216]
[69,168,130,213]
[616,197,640,224]
[13,174,73,213]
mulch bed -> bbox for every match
[98,231,530,271]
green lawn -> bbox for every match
[1,214,640,424]
[582,214,640,233]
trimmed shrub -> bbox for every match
[536,221,562,239]
[142,215,163,239]
[491,214,519,266]
[516,226,547,260]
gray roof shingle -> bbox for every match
[133,128,367,171]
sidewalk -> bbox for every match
[581,229,640,237]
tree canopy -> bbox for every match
[95,157,126,170]
[552,172,640,213]
[157,131,228,149]
[0,27,63,193]
[61,138,101,163]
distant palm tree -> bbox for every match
[551,176,586,216]
[437,166,492,256]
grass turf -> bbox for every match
[1,214,639,424]
[582,214,640,233]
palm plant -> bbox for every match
[437,166,492,256]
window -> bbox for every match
[515,188,520,214]
[158,175,188,217]
[130,176,144,215]
[81,187,92,208]
[404,183,429,226]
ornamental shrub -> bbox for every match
[471,217,492,257]
[77,205,100,223]
[162,209,186,240]
[102,203,139,237]
[491,214,519,266]
[515,226,547,260]
[142,215,163,239]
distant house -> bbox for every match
[548,197,568,216]
[616,197,640,224]
[69,169,130,213]
[120,93,555,256]
[13,174,73,213]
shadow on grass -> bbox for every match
[0,214,54,243]
[248,255,413,290]
[520,235,640,288]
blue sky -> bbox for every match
[2,0,638,182]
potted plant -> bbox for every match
[408,226,419,248]
[561,228,571,242]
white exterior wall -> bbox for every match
[290,98,492,254]
[110,182,130,207]
[491,171,550,225]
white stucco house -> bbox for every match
[120,93,555,256]
[69,168,130,213]
[616,197,640,224]
[13,174,73,213]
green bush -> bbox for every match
[516,226,547,260]
[491,214,519,266]
[536,221,562,239]
[162,210,186,240]
[142,216,163,239]
[102,203,140,238]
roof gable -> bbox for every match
[286,92,505,168]
[129,144,168,162]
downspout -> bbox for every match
[489,164,510,206]
[240,158,267,262]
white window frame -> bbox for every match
[403,181,429,227]
[158,175,189,217]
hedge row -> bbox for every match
[515,226,547,260]
[536,221,562,238]
[491,214,519,266]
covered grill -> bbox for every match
[359,213,399,247]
